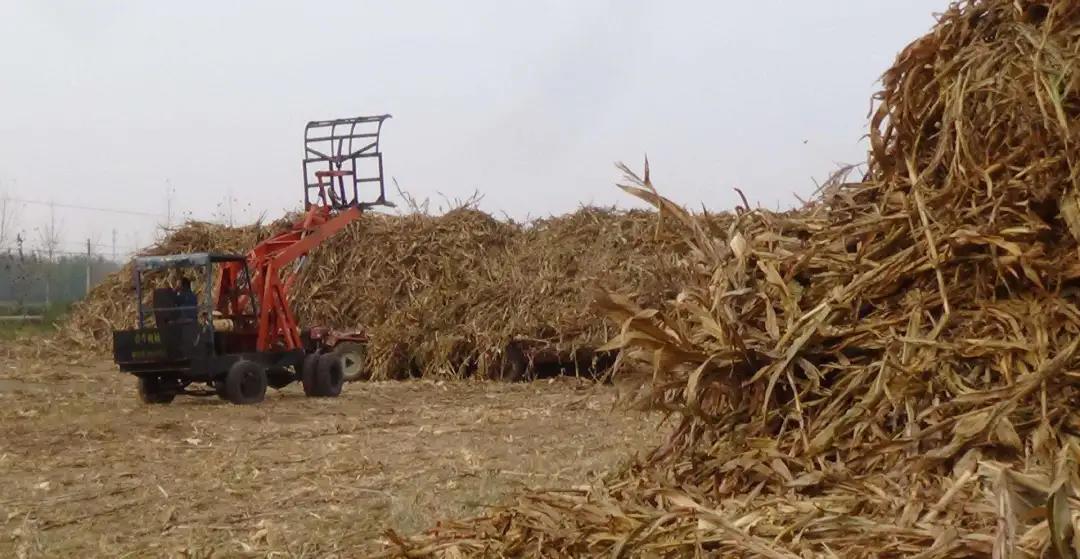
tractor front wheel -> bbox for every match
[223,360,268,405]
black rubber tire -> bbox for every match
[138,376,176,404]
[307,353,345,397]
[334,342,369,382]
[319,353,345,396]
[301,353,321,397]
[223,360,268,405]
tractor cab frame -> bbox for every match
[116,253,265,375]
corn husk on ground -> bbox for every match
[377,1,1080,557]
[63,208,694,379]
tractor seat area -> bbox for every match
[152,288,179,327]
[151,287,198,327]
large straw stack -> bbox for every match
[379,1,1080,556]
[63,207,694,379]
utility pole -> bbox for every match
[227,188,234,227]
[112,229,117,261]
[165,179,175,230]
[40,201,59,309]
[86,238,92,296]
[46,202,55,262]
[14,234,23,311]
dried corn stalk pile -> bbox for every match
[63,207,694,379]
[300,206,697,378]
[379,1,1080,557]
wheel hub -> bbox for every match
[340,353,362,377]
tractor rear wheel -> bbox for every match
[334,342,369,382]
[301,353,321,396]
[317,353,345,396]
[223,360,268,405]
[138,376,176,404]
[303,353,345,397]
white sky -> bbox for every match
[0,0,945,258]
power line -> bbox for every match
[59,239,138,251]
[5,196,166,218]
[8,241,141,259]
[5,249,101,258]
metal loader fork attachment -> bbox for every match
[302,114,395,211]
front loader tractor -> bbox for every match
[112,115,392,404]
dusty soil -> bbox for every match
[0,355,663,558]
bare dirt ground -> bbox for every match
[0,354,663,558]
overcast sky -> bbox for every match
[0,0,945,258]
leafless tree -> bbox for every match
[34,202,62,306]
[35,201,62,262]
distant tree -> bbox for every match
[0,252,120,308]
[33,202,62,306]
[35,201,61,262]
